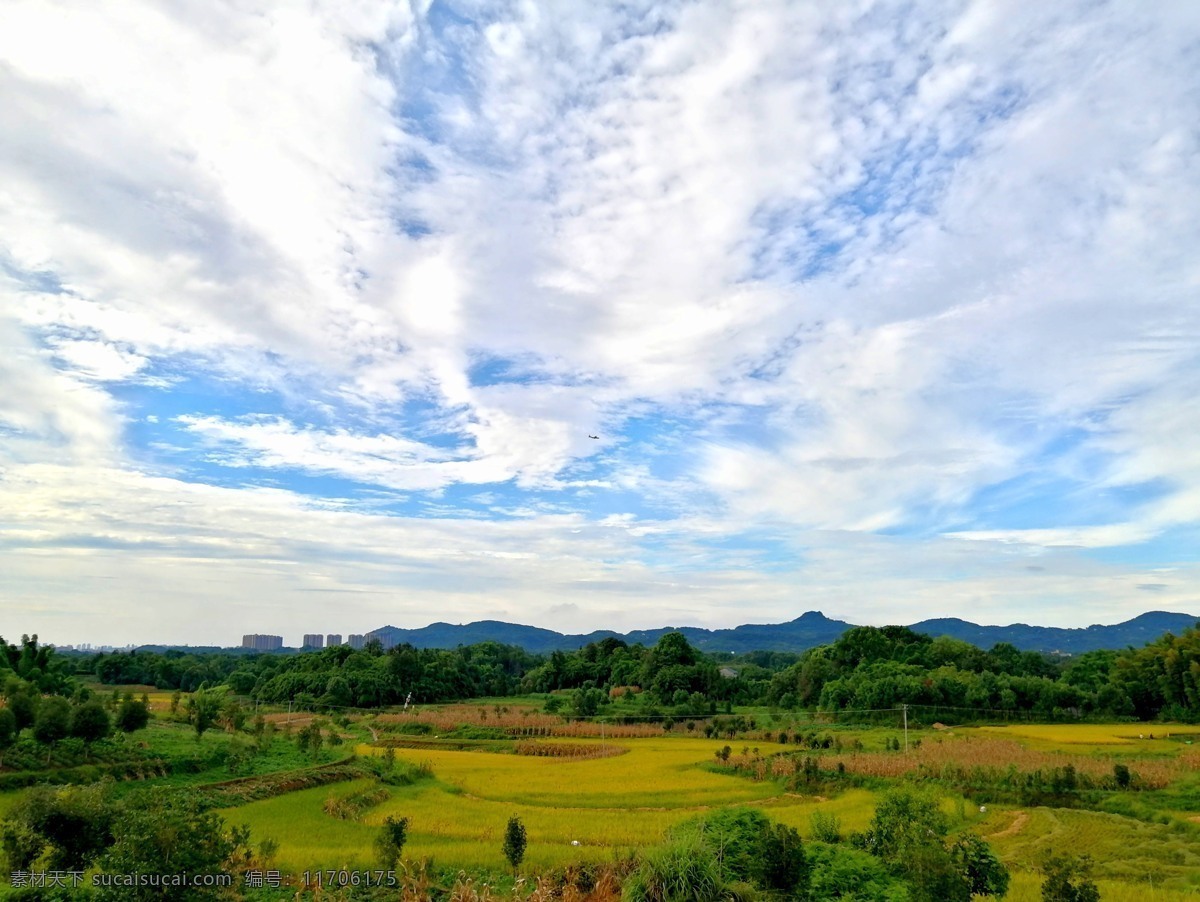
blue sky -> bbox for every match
[2,0,1199,646]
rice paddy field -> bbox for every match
[211,722,1200,897]
[5,709,1200,897]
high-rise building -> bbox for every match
[302,634,324,649]
[326,634,342,646]
[241,634,283,651]
[347,634,365,649]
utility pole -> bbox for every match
[902,704,909,753]
[287,699,292,726]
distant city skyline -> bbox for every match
[3,2,1199,646]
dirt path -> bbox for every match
[987,811,1029,840]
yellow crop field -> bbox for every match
[84,682,178,713]
[224,737,871,874]
[973,723,1187,751]
[222,735,995,873]
[355,737,797,809]
[216,726,1200,897]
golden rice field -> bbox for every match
[973,722,1192,752]
[221,736,883,874]
[210,722,1200,896]
[84,683,178,714]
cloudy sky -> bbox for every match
[2,0,1199,647]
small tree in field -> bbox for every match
[375,815,409,870]
[187,690,223,741]
[70,700,112,748]
[116,695,151,734]
[1041,854,1100,902]
[0,707,17,766]
[502,815,527,873]
[33,696,71,762]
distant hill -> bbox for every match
[366,610,1199,656]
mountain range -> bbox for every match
[366,610,1199,656]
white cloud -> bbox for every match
[2,0,1199,641]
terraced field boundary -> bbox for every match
[191,756,361,807]
[0,758,174,791]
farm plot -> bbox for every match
[215,724,1200,895]
[223,736,838,873]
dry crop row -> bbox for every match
[726,737,1200,790]
[513,742,627,760]
[375,709,671,739]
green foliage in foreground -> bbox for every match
[1040,854,1101,902]
[672,808,809,898]
[852,787,1008,902]
[621,833,729,902]
[622,808,810,901]
[2,783,259,900]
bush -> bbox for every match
[806,842,911,901]
[374,815,409,870]
[672,808,808,899]
[502,815,527,872]
[1040,854,1100,902]
[810,811,842,844]
[623,834,728,902]
[70,701,111,744]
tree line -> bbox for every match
[18,618,1200,722]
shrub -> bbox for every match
[503,815,527,873]
[622,834,727,902]
[70,701,112,744]
[810,811,842,844]
[672,808,808,899]
[374,815,409,870]
[1040,854,1100,902]
[802,842,910,902]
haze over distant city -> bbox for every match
[2,1,1199,647]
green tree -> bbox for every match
[116,695,151,733]
[859,788,1006,902]
[96,788,254,901]
[220,698,247,732]
[7,689,38,732]
[374,815,409,870]
[673,808,809,899]
[860,787,949,861]
[952,834,1010,898]
[0,707,17,766]
[186,689,223,741]
[32,695,71,747]
[570,686,604,719]
[1,782,116,871]
[502,815,527,873]
[1041,854,1100,902]
[70,700,112,744]
[806,842,910,901]
[296,721,323,758]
